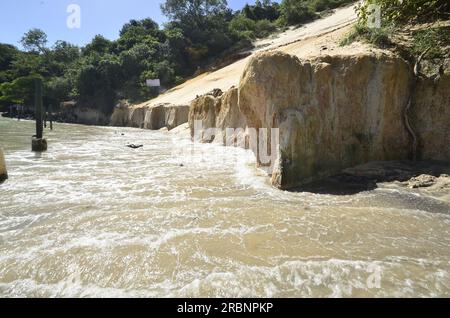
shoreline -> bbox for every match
[1,116,449,209]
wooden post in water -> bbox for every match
[43,109,47,128]
[32,78,48,152]
[35,79,43,139]
[49,105,53,130]
[0,148,7,183]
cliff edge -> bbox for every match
[190,50,450,189]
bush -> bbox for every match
[340,23,393,47]
[309,0,354,12]
[342,0,449,52]
[412,26,450,59]
[280,0,317,25]
[356,0,449,26]
[229,14,277,40]
[243,1,281,21]
[230,14,256,38]
[255,19,278,38]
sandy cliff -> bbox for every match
[189,50,449,189]
[110,5,449,189]
[110,103,190,131]
[110,5,358,130]
[413,74,450,161]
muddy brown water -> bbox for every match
[0,117,449,297]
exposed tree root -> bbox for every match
[405,47,431,161]
[404,98,418,161]
[414,47,431,78]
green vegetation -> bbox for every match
[356,0,449,26]
[411,26,450,59]
[339,23,393,47]
[0,0,356,116]
[341,0,449,57]
[279,0,316,25]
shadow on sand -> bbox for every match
[291,160,450,196]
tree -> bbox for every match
[163,24,190,75]
[280,0,316,25]
[0,44,19,72]
[0,44,20,83]
[20,28,48,53]
[241,0,280,21]
[45,76,72,108]
[73,54,123,113]
[161,0,234,69]
[9,52,43,78]
[229,14,257,40]
[82,35,112,56]
[243,4,254,20]
[120,18,163,40]
[52,41,80,64]
[117,18,166,51]
[44,41,80,77]
[161,0,229,23]
[0,75,41,106]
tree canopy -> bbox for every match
[161,0,229,22]
[20,28,48,54]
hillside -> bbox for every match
[109,0,449,190]
[134,4,358,108]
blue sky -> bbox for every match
[0,0,270,49]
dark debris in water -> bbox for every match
[126,144,143,149]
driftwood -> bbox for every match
[126,144,143,149]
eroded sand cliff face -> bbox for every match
[188,51,450,189]
[105,5,448,189]
[413,74,450,161]
[108,5,359,134]
[110,103,189,131]
[241,51,413,188]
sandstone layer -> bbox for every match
[413,74,450,161]
[188,51,450,189]
[110,103,189,131]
